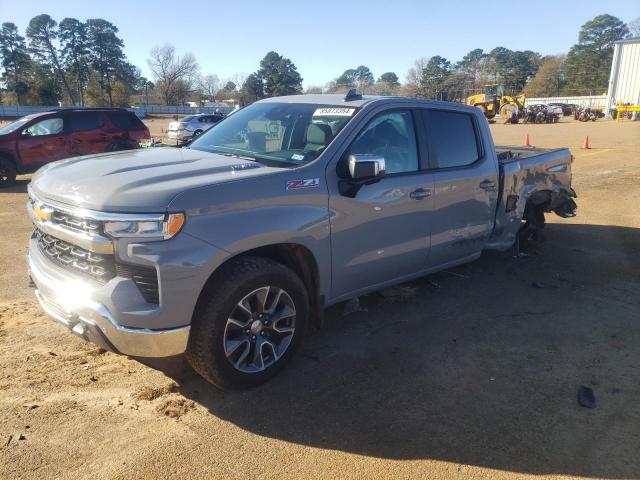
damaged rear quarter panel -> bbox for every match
[486,147,576,251]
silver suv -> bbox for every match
[167,113,224,142]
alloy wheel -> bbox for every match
[223,286,296,373]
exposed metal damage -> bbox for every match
[486,147,578,251]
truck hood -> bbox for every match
[30,147,281,212]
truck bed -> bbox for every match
[495,146,568,163]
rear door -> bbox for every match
[17,115,69,169]
[68,111,109,156]
[418,108,499,268]
[108,112,149,145]
[328,108,434,299]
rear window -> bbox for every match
[423,110,480,168]
[70,112,104,132]
[110,112,144,129]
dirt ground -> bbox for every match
[1,118,639,480]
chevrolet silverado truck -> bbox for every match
[27,92,577,388]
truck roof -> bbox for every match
[258,94,483,115]
[259,94,377,107]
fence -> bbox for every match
[0,104,235,119]
[524,96,607,108]
[131,105,235,116]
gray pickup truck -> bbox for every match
[27,93,577,387]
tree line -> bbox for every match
[0,15,143,106]
[0,13,637,107]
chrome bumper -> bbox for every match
[28,253,189,358]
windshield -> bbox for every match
[0,117,31,135]
[189,102,358,167]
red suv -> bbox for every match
[0,108,150,187]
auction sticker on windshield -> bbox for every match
[313,107,355,117]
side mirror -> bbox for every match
[348,154,386,180]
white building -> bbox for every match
[605,37,640,116]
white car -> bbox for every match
[167,113,224,142]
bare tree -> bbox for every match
[403,57,429,96]
[198,73,220,102]
[628,17,640,37]
[229,73,247,90]
[147,44,199,105]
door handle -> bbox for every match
[409,188,432,200]
[479,180,496,191]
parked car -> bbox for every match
[27,93,577,388]
[547,103,573,116]
[0,108,150,187]
[167,113,224,142]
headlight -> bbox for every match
[104,213,185,240]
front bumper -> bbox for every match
[28,252,189,358]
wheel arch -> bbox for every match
[193,242,323,329]
[0,149,18,169]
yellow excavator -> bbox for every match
[466,84,526,120]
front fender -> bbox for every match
[169,167,332,299]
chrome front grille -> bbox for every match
[33,228,160,304]
[51,211,102,235]
[34,228,116,282]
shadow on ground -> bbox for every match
[3,177,30,194]
[148,223,640,478]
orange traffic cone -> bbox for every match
[523,133,531,147]
[582,136,590,149]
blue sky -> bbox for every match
[2,0,638,87]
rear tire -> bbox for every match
[0,158,17,188]
[186,256,309,389]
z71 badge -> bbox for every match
[286,178,320,190]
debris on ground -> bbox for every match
[532,281,545,288]
[133,382,179,401]
[22,403,39,410]
[578,385,597,408]
[378,285,417,302]
[443,270,470,279]
[155,398,195,419]
[426,279,441,290]
[342,297,366,317]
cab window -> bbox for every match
[423,110,479,169]
[23,117,64,136]
[348,110,419,174]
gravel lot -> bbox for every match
[1,118,639,480]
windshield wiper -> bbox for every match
[219,152,257,161]
[201,145,300,167]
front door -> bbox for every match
[17,116,68,170]
[328,109,433,300]
[419,108,499,268]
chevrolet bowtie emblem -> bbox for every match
[33,203,52,222]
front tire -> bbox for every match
[0,158,17,188]
[186,256,309,388]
